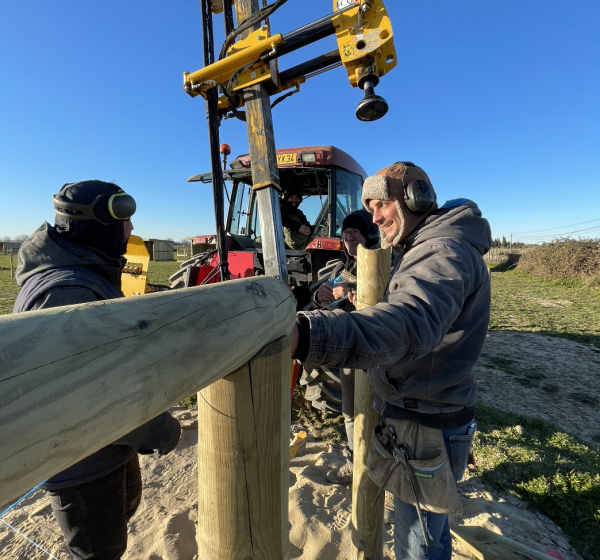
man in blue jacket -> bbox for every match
[290,162,491,560]
[13,180,181,560]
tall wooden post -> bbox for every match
[197,337,291,559]
[196,4,290,558]
[351,245,391,560]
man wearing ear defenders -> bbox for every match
[290,163,492,559]
[13,180,181,560]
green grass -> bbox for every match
[291,386,345,443]
[487,265,600,348]
[147,260,181,287]
[0,255,21,315]
[471,404,600,557]
[0,258,182,316]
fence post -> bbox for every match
[351,245,391,560]
[197,336,291,559]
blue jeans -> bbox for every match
[393,420,477,560]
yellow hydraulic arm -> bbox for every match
[184,0,396,122]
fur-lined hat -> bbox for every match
[361,162,437,247]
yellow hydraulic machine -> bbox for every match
[121,235,151,297]
[184,0,397,122]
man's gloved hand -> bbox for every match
[114,412,182,456]
[157,416,181,456]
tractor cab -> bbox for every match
[173,146,367,309]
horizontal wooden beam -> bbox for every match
[0,277,295,505]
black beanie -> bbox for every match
[52,181,132,259]
[283,186,302,203]
[342,209,372,239]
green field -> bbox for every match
[488,265,600,348]
[147,260,181,287]
[0,257,182,314]
[472,403,600,557]
[0,255,21,315]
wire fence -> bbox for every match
[0,486,68,559]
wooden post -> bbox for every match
[197,336,290,559]
[351,245,391,560]
[235,0,288,282]
[194,4,291,559]
[9,249,14,280]
[0,276,295,506]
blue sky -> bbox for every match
[1,0,598,244]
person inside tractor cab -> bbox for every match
[280,186,313,250]
[308,209,378,485]
[12,180,181,560]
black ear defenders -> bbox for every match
[396,162,436,216]
[52,190,136,225]
[404,180,435,215]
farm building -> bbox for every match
[192,235,217,255]
[0,242,22,255]
[143,239,175,261]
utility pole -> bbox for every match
[510,233,512,251]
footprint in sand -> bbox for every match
[328,508,351,531]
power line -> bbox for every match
[522,224,600,240]
[511,217,600,235]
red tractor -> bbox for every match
[170,145,366,311]
[169,145,367,414]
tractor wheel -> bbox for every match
[299,365,343,415]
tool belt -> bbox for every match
[367,418,464,516]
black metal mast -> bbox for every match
[201,0,229,281]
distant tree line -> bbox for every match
[491,237,526,249]
[1,235,28,243]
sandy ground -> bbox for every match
[476,331,600,446]
[1,331,595,559]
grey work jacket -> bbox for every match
[299,200,492,419]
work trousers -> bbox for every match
[48,454,142,560]
[393,420,476,560]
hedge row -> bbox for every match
[517,238,600,283]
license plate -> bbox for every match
[277,153,297,165]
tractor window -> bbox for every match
[280,169,331,238]
[228,180,251,235]
[335,169,362,234]
[298,194,328,235]
[249,192,260,239]
[228,180,244,235]
[246,169,332,241]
